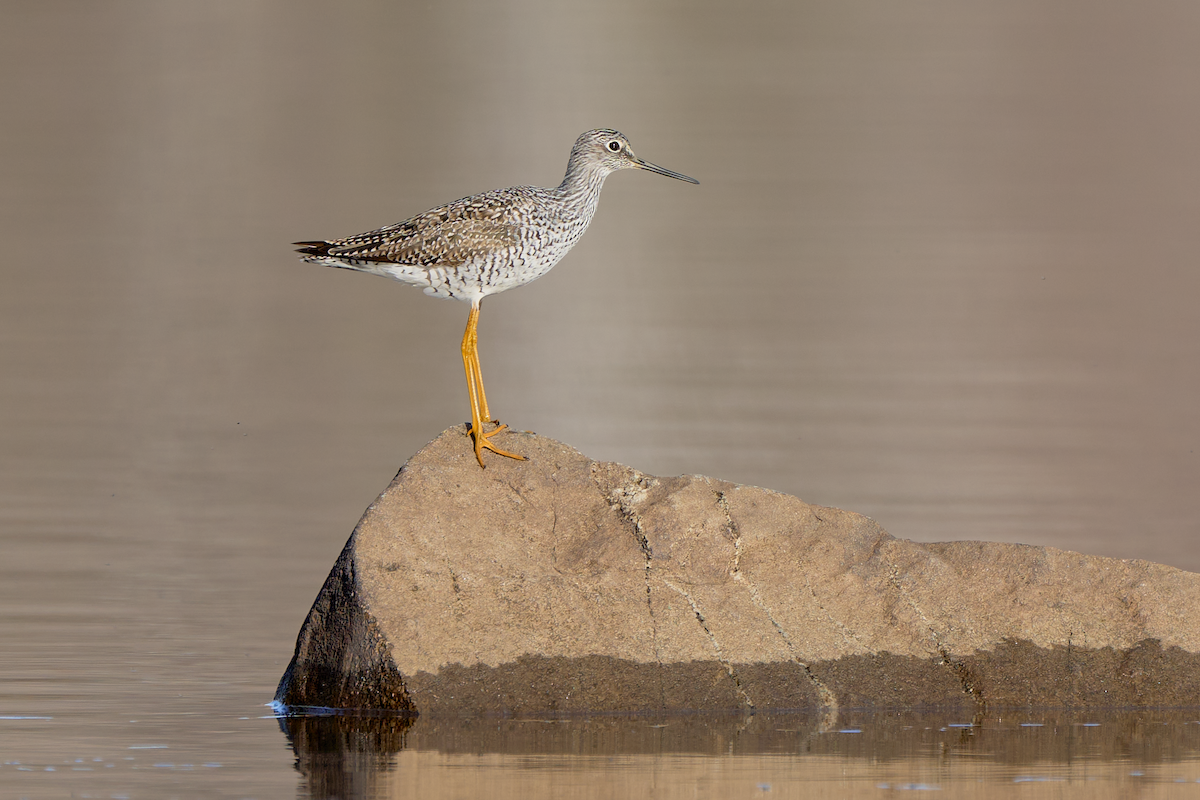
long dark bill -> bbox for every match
[634,158,699,185]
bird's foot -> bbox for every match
[469,421,527,468]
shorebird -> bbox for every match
[296,129,698,467]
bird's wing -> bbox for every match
[322,192,528,268]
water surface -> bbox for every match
[2,1,1198,797]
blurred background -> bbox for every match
[1,0,1198,793]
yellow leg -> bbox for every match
[470,324,494,424]
[461,301,525,468]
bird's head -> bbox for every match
[571,129,699,184]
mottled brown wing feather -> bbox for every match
[316,194,526,268]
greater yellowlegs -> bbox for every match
[296,129,697,467]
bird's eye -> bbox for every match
[607,140,621,152]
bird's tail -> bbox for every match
[294,240,400,280]
[294,241,336,258]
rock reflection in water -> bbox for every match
[280,709,1200,799]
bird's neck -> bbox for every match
[553,155,610,215]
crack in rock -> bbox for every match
[444,561,467,620]
[717,491,839,713]
[885,559,985,709]
[661,577,755,709]
[591,465,663,692]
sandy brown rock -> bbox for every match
[276,426,1200,714]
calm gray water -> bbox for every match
[2,1,1198,797]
